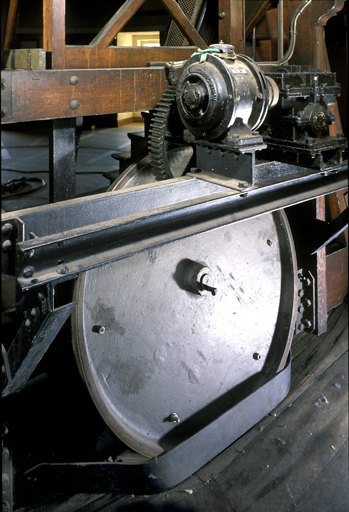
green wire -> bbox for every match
[191,48,221,62]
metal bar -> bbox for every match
[315,195,327,334]
[1,67,170,124]
[2,302,76,397]
[49,118,77,202]
[90,0,147,49]
[12,165,348,291]
[311,208,348,255]
[160,0,208,48]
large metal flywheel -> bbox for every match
[72,154,297,459]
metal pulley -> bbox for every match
[175,43,278,141]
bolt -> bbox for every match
[2,239,12,252]
[1,107,7,118]
[1,223,12,236]
[25,318,31,329]
[218,11,226,19]
[298,306,304,314]
[302,319,312,329]
[305,278,311,287]
[69,75,79,86]
[2,447,9,461]
[238,182,249,188]
[22,266,34,278]
[298,323,305,332]
[70,99,80,110]
[267,239,273,246]
[256,92,263,100]
[169,413,180,423]
[31,308,37,317]
[24,249,35,259]
[99,326,106,335]
[298,289,305,297]
[190,167,202,174]
[253,353,261,360]
[304,298,312,307]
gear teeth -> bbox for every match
[148,83,178,180]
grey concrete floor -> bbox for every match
[1,121,144,211]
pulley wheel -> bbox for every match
[72,151,297,458]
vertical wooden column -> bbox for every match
[46,0,77,202]
[218,0,244,53]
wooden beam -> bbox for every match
[51,0,66,69]
[64,46,196,69]
[90,0,147,49]
[43,0,53,52]
[218,0,244,53]
[1,68,170,123]
[3,0,20,51]
[160,0,207,48]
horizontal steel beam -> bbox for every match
[2,164,346,292]
[1,67,171,123]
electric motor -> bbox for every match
[176,43,278,141]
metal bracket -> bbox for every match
[294,269,316,335]
[311,208,348,254]
[3,49,46,71]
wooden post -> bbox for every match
[218,0,244,52]
[3,0,20,51]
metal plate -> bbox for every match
[72,152,297,458]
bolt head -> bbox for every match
[253,352,261,360]
[70,99,80,110]
[69,75,79,86]
[1,223,12,236]
[22,266,34,278]
[2,239,12,252]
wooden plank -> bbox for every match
[64,46,196,69]
[326,247,348,311]
[159,0,207,48]
[293,440,349,511]
[3,68,169,123]
[3,0,20,51]
[90,0,147,49]
[245,0,272,39]
[213,350,348,511]
[51,0,66,70]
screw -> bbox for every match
[69,75,79,86]
[70,99,80,110]
[22,266,34,278]
[1,223,12,236]
[169,413,180,423]
[2,239,12,252]
[253,353,261,360]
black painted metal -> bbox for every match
[24,355,291,495]
[49,118,77,203]
[6,163,346,292]
[311,208,348,254]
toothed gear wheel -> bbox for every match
[149,83,180,180]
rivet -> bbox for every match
[56,265,69,275]
[267,239,273,246]
[22,266,34,278]
[1,223,13,236]
[2,239,12,252]
[169,413,180,423]
[70,99,80,110]
[69,75,79,86]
